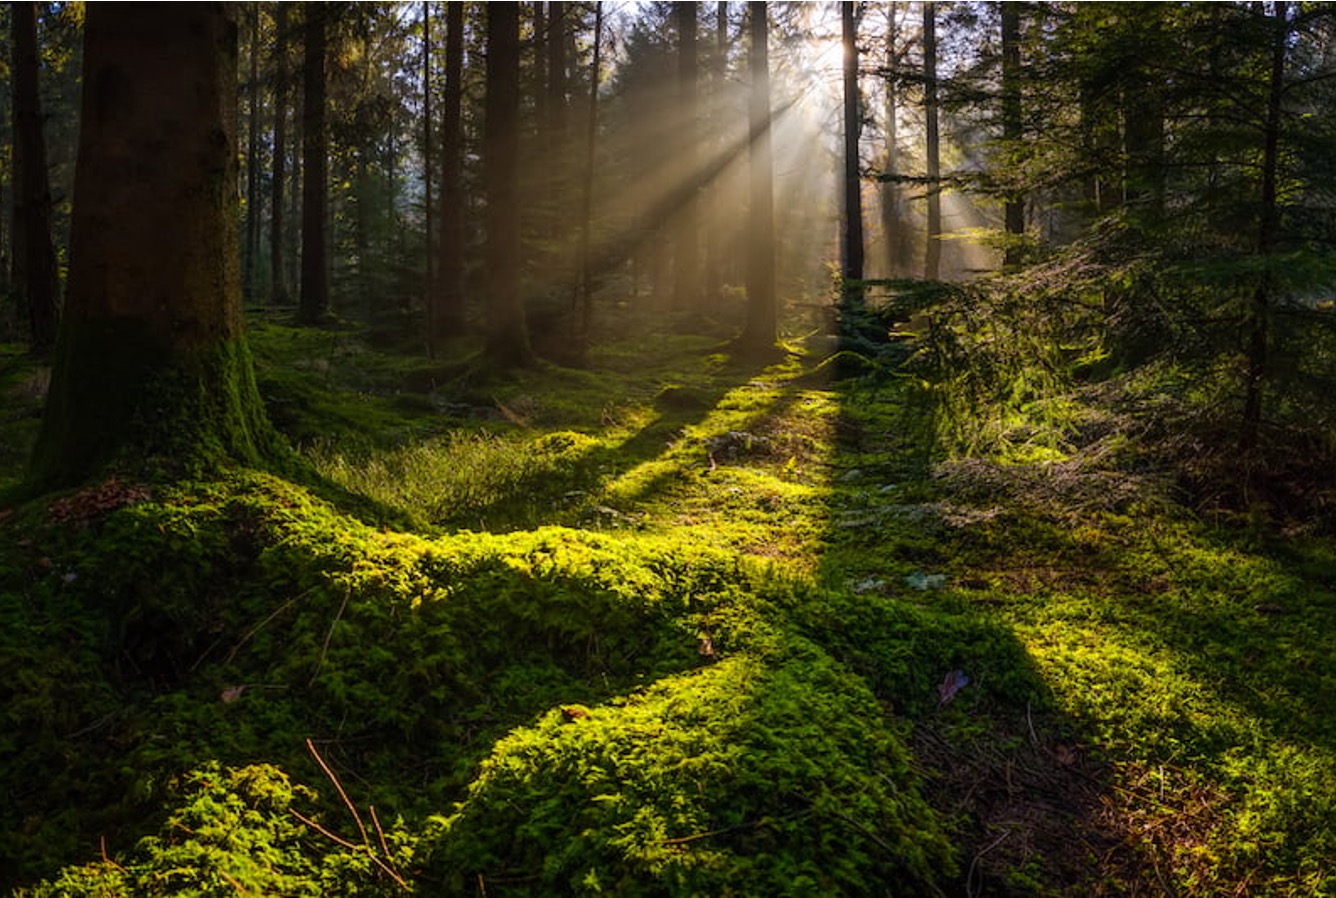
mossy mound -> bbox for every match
[2,471,963,895]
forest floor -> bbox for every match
[1,318,1334,895]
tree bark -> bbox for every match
[1242,1,1289,452]
[423,0,435,355]
[923,0,941,280]
[484,2,533,366]
[244,3,262,302]
[298,2,330,325]
[576,1,604,347]
[881,3,911,278]
[434,0,466,342]
[270,2,290,307]
[703,1,729,302]
[739,0,775,354]
[841,1,864,306]
[11,0,60,354]
[30,3,281,488]
[1000,1,1023,267]
[673,1,700,315]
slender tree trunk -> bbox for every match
[841,1,864,307]
[31,5,280,487]
[244,3,262,302]
[923,0,941,280]
[423,1,435,354]
[674,2,700,315]
[270,3,290,307]
[1242,1,1289,452]
[1000,1,1023,267]
[703,1,729,303]
[881,3,910,278]
[534,2,547,136]
[548,5,568,210]
[739,0,775,354]
[484,2,532,366]
[576,1,604,348]
[435,0,466,342]
[11,0,59,354]
[299,2,329,325]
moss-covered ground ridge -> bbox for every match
[1,322,1333,896]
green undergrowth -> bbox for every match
[7,316,1336,895]
[0,464,990,895]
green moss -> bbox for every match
[28,317,287,489]
[423,648,955,896]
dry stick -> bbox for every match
[222,587,315,665]
[291,804,411,891]
[965,828,1014,898]
[370,804,392,861]
[309,583,352,686]
[305,737,369,848]
[216,868,248,893]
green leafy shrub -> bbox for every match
[18,762,409,897]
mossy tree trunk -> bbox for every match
[29,4,282,489]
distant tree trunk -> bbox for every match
[270,2,290,307]
[434,0,466,342]
[881,3,911,278]
[11,0,59,354]
[1000,1,1023,267]
[703,1,729,302]
[576,1,604,347]
[31,5,281,488]
[1242,1,1289,452]
[423,0,435,354]
[244,3,262,302]
[299,2,330,325]
[923,0,941,280]
[484,2,533,367]
[547,1,568,215]
[1122,1,1165,227]
[674,1,700,315]
[738,0,775,354]
[534,2,547,133]
[841,1,864,307]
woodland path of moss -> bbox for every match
[2,325,1334,896]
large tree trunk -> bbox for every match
[923,1,941,280]
[298,2,330,325]
[434,0,466,342]
[484,2,533,367]
[11,0,60,354]
[30,4,280,489]
[840,1,864,307]
[738,0,775,355]
[270,2,290,307]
